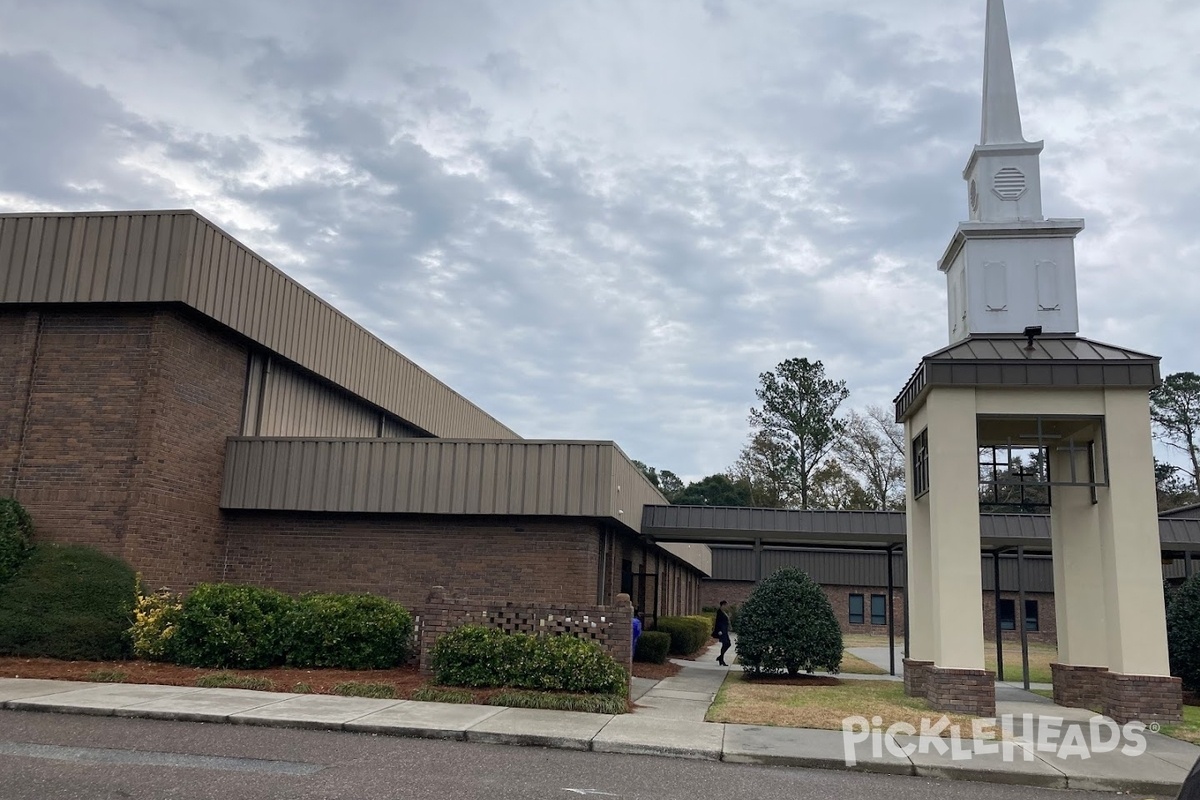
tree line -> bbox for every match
[636,360,1200,513]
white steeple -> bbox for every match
[939,0,1084,342]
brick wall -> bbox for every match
[417,586,634,675]
[1,308,247,587]
[220,513,604,612]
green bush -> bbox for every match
[634,630,671,664]
[284,593,413,669]
[1168,574,1200,691]
[0,544,136,660]
[654,615,711,656]
[0,497,34,586]
[431,626,627,696]
[736,568,842,677]
[172,584,293,669]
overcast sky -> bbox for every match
[1,0,1197,480]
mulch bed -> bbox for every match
[632,661,682,680]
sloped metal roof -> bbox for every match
[894,335,1161,422]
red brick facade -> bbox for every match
[0,306,703,616]
[1,308,245,586]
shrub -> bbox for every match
[130,585,183,662]
[0,544,137,660]
[333,681,397,699]
[431,626,627,696]
[172,583,293,669]
[284,593,413,670]
[1168,574,1200,691]
[736,567,842,677]
[87,669,128,683]
[490,690,626,715]
[654,615,711,656]
[195,672,276,691]
[634,630,671,664]
[0,497,34,586]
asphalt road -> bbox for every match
[0,710,1144,800]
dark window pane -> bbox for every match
[849,594,864,625]
[1024,600,1039,631]
[871,594,887,626]
[999,598,1016,631]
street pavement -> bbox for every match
[0,641,1194,796]
[0,708,1145,800]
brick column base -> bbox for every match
[903,659,934,699]
[924,666,996,717]
[1051,663,1107,711]
[1102,672,1182,725]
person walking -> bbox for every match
[714,600,732,667]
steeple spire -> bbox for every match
[981,0,1025,145]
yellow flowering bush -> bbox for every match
[130,582,183,661]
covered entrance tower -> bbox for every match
[894,0,1182,722]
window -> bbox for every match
[849,594,865,625]
[912,429,930,499]
[871,594,887,626]
[998,599,1039,631]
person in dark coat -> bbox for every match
[714,600,732,666]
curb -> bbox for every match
[0,696,1186,794]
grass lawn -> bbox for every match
[1163,705,1200,745]
[840,633,1057,685]
[840,651,887,675]
[706,671,978,734]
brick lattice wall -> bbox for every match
[417,586,634,676]
[1101,672,1182,725]
[1051,663,1108,711]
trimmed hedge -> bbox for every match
[634,630,671,664]
[285,593,414,669]
[431,625,627,695]
[0,497,34,586]
[737,567,842,677]
[654,615,711,656]
[1168,574,1200,691]
[0,544,137,660]
[171,583,292,669]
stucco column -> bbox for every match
[1097,389,1171,676]
[904,408,934,663]
[924,388,985,670]
[1049,442,1108,667]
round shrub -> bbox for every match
[634,630,671,664]
[737,567,842,676]
[0,544,137,660]
[172,583,293,669]
[431,625,627,695]
[0,497,34,586]
[130,586,183,662]
[1168,574,1200,691]
[284,593,414,669]
[654,615,711,656]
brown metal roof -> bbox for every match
[894,334,1161,422]
[0,211,518,439]
[642,505,1200,551]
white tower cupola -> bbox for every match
[940,0,1083,342]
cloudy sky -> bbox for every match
[1,0,1197,480]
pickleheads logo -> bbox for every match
[841,714,1150,766]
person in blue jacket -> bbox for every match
[632,610,643,655]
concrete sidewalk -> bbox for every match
[1,675,1194,795]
